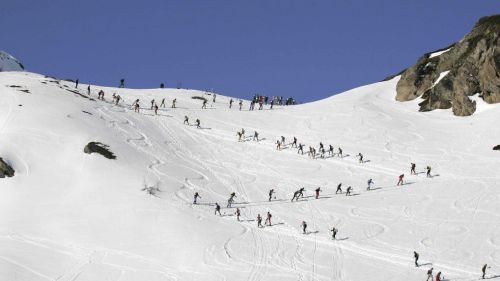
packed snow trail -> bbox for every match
[0,72,499,281]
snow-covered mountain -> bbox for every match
[0,51,24,72]
[0,70,499,281]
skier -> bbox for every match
[160,83,164,88]
[215,203,221,216]
[235,208,241,221]
[202,100,207,109]
[338,147,343,158]
[229,98,233,108]
[258,101,263,110]
[367,179,374,190]
[213,93,216,103]
[196,119,201,129]
[134,102,140,113]
[292,137,297,148]
[237,131,243,141]
[414,251,419,267]
[268,189,275,201]
[75,79,79,88]
[320,147,325,158]
[184,116,189,125]
[172,98,177,108]
[193,192,201,204]
[346,186,352,196]
[291,189,302,202]
[160,98,165,108]
[227,193,236,208]
[87,85,91,95]
[329,145,334,156]
[276,140,281,150]
[281,136,285,146]
[411,163,416,175]
[298,187,305,199]
[330,227,338,239]
[397,174,404,186]
[426,268,433,281]
[119,79,125,88]
[270,99,274,109]
[319,142,324,151]
[257,214,263,227]
[150,99,155,110]
[239,100,243,110]
[426,166,432,178]
[315,187,321,199]
[241,128,245,139]
[336,183,342,194]
[435,272,442,281]
[482,264,487,279]
[154,104,159,115]
[298,143,304,154]
[357,153,364,163]
[301,221,308,234]
[265,212,272,226]
[253,131,259,141]
[115,95,121,105]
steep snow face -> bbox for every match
[0,72,499,281]
[0,51,24,72]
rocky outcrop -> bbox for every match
[0,158,15,178]
[84,142,116,159]
[395,15,500,116]
[494,145,500,150]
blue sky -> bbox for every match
[1,0,498,102]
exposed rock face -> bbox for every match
[395,15,500,116]
[84,142,116,159]
[494,145,500,150]
[0,158,15,178]
[0,51,24,72]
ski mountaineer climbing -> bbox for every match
[426,268,433,281]
[227,192,237,208]
[330,227,338,239]
[315,187,321,199]
[292,137,297,148]
[270,99,274,109]
[301,221,308,234]
[338,147,343,158]
[172,98,177,108]
[257,214,263,227]
[397,174,404,186]
[253,131,259,141]
[237,131,243,141]
[482,264,488,279]
[154,104,159,115]
[229,98,233,108]
[134,102,140,113]
[160,98,165,107]
[281,136,285,146]
[201,100,207,109]
[213,93,216,103]
[346,186,352,196]
[276,140,281,150]
[87,85,90,95]
[426,166,432,177]
[329,145,334,156]
[239,100,243,110]
[215,203,221,216]
[367,179,374,190]
[75,79,79,88]
[265,212,272,226]
[411,163,416,175]
[268,189,275,201]
[193,192,201,204]
[119,78,125,88]
[115,95,121,105]
[414,251,419,267]
[435,271,442,281]
[319,142,324,151]
[298,187,305,199]
[357,153,364,163]
[184,116,189,125]
[151,99,155,110]
[336,183,342,194]
[196,119,201,129]
[235,208,241,221]
[298,143,304,154]
[241,128,245,139]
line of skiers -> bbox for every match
[184,115,201,128]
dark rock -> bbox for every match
[191,96,207,102]
[494,145,500,150]
[84,142,116,159]
[0,158,15,178]
[395,15,500,116]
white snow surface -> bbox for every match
[0,72,499,281]
[429,48,452,58]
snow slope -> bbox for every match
[0,71,499,281]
